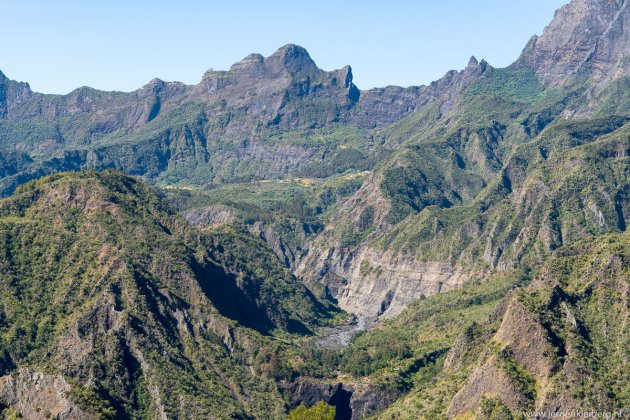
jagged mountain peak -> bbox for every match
[203,44,327,82]
[138,77,187,97]
[224,44,321,77]
[2,2,630,418]
[269,43,313,62]
[264,43,321,76]
[516,0,630,88]
[229,52,265,72]
[143,77,165,88]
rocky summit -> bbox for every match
[517,0,630,88]
[0,0,629,418]
[0,41,491,197]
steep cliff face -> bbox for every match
[0,45,484,134]
[516,0,630,90]
[295,165,489,318]
[0,70,34,120]
[0,370,93,420]
[1,46,351,146]
[194,44,359,130]
[292,0,630,319]
[349,56,491,129]
[0,44,493,196]
[0,44,353,127]
[298,110,629,318]
[0,45,364,195]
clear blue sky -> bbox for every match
[0,0,568,94]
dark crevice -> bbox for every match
[378,290,395,316]
[614,191,627,231]
[406,348,449,377]
[328,384,353,420]
[129,269,181,346]
[0,349,16,376]
[454,152,466,169]
[147,98,161,122]
[192,259,275,335]
[501,172,513,193]
[544,289,569,358]
[111,284,123,311]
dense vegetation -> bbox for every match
[1,2,630,417]
[288,401,336,420]
[1,73,627,419]
[0,171,341,418]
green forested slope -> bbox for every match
[0,170,339,418]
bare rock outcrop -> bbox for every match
[182,204,236,226]
[516,0,630,90]
[446,355,532,418]
[284,378,399,420]
[0,370,92,420]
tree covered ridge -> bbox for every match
[0,170,341,418]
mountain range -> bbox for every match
[0,0,628,418]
